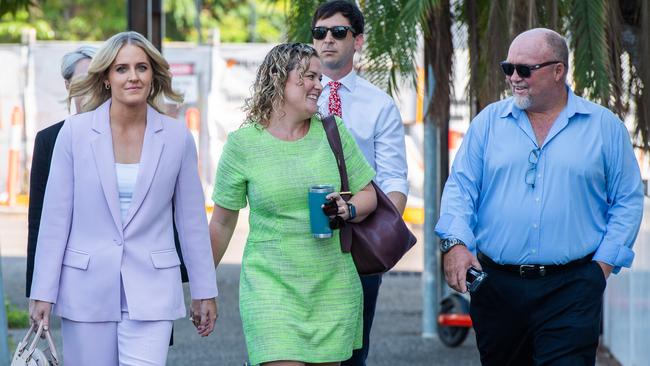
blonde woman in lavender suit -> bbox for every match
[29,31,218,366]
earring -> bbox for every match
[105,83,111,90]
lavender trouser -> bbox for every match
[61,313,173,366]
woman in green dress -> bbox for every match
[209,43,377,366]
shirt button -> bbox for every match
[537,174,541,178]
[531,249,537,254]
[533,224,538,229]
[535,197,540,202]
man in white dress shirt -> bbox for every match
[312,1,409,364]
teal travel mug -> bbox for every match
[308,184,335,238]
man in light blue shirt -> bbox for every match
[436,28,643,365]
[312,2,408,365]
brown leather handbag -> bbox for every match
[322,115,417,275]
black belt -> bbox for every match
[477,252,594,279]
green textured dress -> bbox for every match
[212,116,375,365]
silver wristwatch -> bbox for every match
[440,238,466,254]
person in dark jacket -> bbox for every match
[26,45,96,298]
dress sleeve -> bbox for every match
[336,116,376,194]
[31,121,74,303]
[173,128,218,299]
[212,131,248,210]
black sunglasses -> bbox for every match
[312,26,356,40]
[500,60,563,78]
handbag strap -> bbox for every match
[44,326,60,365]
[22,322,60,365]
[322,115,350,194]
[322,115,353,253]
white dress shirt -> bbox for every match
[318,71,409,196]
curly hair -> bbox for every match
[243,43,319,128]
[68,31,183,114]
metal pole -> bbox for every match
[128,0,163,51]
[195,0,203,44]
[422,63,440,338]
[247,0,257,43]
[147,0,153,40]
[0,254,11,364]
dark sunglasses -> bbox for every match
[525,148,541,188]
[312,26,356,40]
[500,60,563,78]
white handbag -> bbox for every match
[11,322,59,366]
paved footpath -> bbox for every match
[0,210,616,365]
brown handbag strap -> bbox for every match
[322,115,350,193]
[322,115,353,253]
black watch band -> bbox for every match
[347,202,356,221]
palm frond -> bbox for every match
[0,0,38,18]
[634,0,650,149]
[605,0,626,118]
[403,0,437,34]
[483,0,510,106]
[568,0,610,104]
[360,0,424,95]
[285,0,319,43]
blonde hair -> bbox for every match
[68,31,183,114]
[243,43,318,128]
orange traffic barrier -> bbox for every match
[185,107,201,173]
[449,130,464,150]
[437,313,473,328]
[4,106,24,206]
[186,107,200,135]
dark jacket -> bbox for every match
[26,121,189,298]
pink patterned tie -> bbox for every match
[328,81,342,118]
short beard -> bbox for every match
[514,94,532,110]
[322,57,348,72]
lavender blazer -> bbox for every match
[30,99,218,322]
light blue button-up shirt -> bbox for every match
[318,71,409,196]
[435,87,644,273]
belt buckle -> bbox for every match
[519,264,536,278]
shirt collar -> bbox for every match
[499,85,592,120]
[322,70,358,93]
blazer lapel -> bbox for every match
[123,105,164,229]
[90,100,123,233]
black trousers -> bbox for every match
[470,259,606,366]
[342,274,383,366]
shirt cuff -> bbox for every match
[377,178,409,196]
[435,213,476,252]
[593,242,635,274]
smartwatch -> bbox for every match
[440,238,466,254]
[347,202,357,221]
